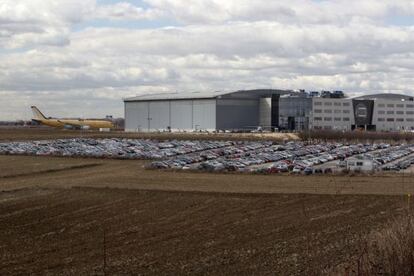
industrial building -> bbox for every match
[124,89,290,132]
[278,92,312,131]
[124,89,414,133]
[310,97,354,131]
[311,93,414,132]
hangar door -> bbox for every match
[193,100,216,130]
[170,100,193,130]
[148,101,170,130]
[125,102,149,131]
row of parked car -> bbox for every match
[0,138,235,159]
[343,144,414,172]
[292,144,389,169]
[379,145,414,171]
[1,138,413,174]
[383,159,414,171]
[150,142,335,172]
[150,142,393,174]
[246,143,390,175]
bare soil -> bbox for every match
[1,155,413,195]
[0,155,413,275]
[0,155,102,178]
[1,187,410,275]
[0,129,412,275]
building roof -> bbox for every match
[354,93,414,101]
[123,89,291,102]
[124,91,228,102]
[347,155,374,161]
[280,92,310,98]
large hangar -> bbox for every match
[124,89,290,132]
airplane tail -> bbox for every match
[31,106,47,120]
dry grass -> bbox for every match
[333,210,414,275]
[361,215,414,275]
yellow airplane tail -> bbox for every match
[31,106,47,120]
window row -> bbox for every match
[377,118,414,122]
[314,117,351,121]
[314,109,351,114]
[314,102,351,107]
[378,110,414,115]
[377,104,414,108]
[314,103,414,108]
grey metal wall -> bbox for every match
[170,100,193,130]
[125,99,216,132]
[216,99,260,130]
[193,100,216,131]
[125,101,149,131]
[149,101,170,130]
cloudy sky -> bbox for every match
[1,0,414,120]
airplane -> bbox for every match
[31,106,115,130]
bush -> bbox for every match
[338,215,414,275]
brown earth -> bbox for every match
[1,155,414,275]
[0,128,412,275]
[1,155,413,195]
[0,155,102,178]
[1,187,411,275]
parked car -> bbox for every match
[304,167,313,175]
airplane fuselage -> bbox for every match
[34,119,114,129]
[31,106,115,129]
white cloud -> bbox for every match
[95,2,163,21]
[0,0,96,48]
[144,0,414,24]
[0,0,414,120]
[0,0,160,49]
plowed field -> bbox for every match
[1,155,413,275]
[1,187,410,275]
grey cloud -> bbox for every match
[69,22,414,59]
[144,0,414,25]
[1,21,414,93]
[1,0,414,120]
[0,0,95,49]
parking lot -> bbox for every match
[333,144,414,173]
[0,138,233,160]
[312,144,414,173]
[1,138,414,175]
